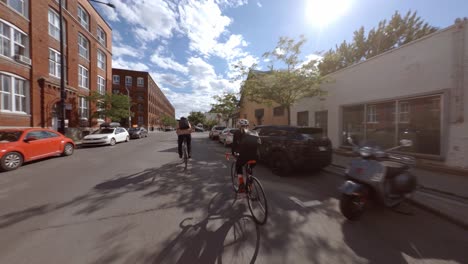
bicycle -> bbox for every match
[226,152,268,225]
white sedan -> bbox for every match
[219,128,238,146]
[82,127,129,146]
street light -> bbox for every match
[57,0,115,134]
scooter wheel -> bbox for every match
[340,194,365,221]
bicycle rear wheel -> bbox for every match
[230,162,238,192]
[247,176,268,225]
[183,141,188,169]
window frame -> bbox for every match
[398,101,410,123]
[366,104,378,123]
[78,33,89,60]
[0,72,29,114]
[125,76,132,86]
[77,5,89,30]
[273,106,284,116]
[78,65,89,89]
[97,75,105,95]
[78,96,89,119]
[48,8,60,40]
[0,19,29,59]
[97,49,106,70]
[137,77,144,87]
[48,48,61,78]
[97,26,106,46]
[112,75,120,84]
[4,0,28,17]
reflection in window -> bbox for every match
[399,102,410,123]
[342,105,364,146]
[366,102,395,149]
[367,105,377,123]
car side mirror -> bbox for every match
[400,139,413,147]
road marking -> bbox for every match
[289,196,322,208]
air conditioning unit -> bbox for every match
[14,55,31,65]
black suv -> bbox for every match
[254,125,332,175]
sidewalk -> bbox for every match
[326,153,468,229]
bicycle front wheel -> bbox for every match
[230,162,238,192]
[183,143,188,169]
[247,176,268,225]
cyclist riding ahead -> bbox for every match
[176,117,192,159]
[231,119,261,193]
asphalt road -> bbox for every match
[0,132,467,264]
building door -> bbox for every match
[315,110,328,136]
[297,111,309,126]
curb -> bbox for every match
[324,165,468,230]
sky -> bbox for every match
[92,0,468,118]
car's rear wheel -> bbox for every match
[109,138,116,146]
[62,143,74,156]
[1,152,23,171]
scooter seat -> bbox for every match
[381,161,409,178]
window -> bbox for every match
[125,76,132,86]
[0,20,29,58]
[112,89,120,94]
[273,106,284,116]
[78,97,88,119]
[48,48,61,78]
[399,102,410,123]
[77,5,89,30]
[342,95,442,155]
[297,111,309,126]
[137,94,144,101]
[113,75,120,84]
[138,116,144,126]
[3,0,28,17]
[97,49,106,70]
[97,26,106,46]
[137,77,144,87]
[78,33,89,59]
[138,104,143,112]
[315,111,328,135]
[97,75,105,94]
[48,9,60,40]
[54,0,66,8]
[367,105,377,123]
[0,73,29,114]
[78,65,88,88]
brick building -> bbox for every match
[112,69,175,129]
[0,0,112,132]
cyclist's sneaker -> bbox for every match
[238,183,246,193]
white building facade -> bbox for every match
[291,19,468,168]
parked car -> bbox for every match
[82,127,129,146]
[0,128,75,171]
[253,125,332,175]
[128,127,148,139]
[218,128,239,146]
[209,126,226,139]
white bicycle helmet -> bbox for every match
[238,119,249,127]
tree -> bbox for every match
[88,92,132,123]
[318,10,438,75]
[239,36,325,125]
[205,119,218,130]
[187,111,206,127]
[161,115,176,127]
[210,93,239,126]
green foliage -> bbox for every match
[161,115,177,127]
[237,36,325,125]
[210,93,239,124]
[205,119,219,130]
[187,111,206,126]
[87,92,132,122]
[318,10,438,75]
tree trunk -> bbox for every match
[287,105,291,125]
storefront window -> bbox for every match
[366,102,395,149]
[342,105,364,146]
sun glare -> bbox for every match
[305,0,352,27]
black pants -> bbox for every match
[235,155,256,174]
[178,134,191,157]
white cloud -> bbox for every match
[257,2,262,7]
[300,53,323,67]
[106,0,180,42]
[151,53,189,74]
[215,0,248,8]
[112,57,149,71]
[153,72,188,88]
[113,44,143,58]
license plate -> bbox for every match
[319,146,327,151]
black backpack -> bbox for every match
[179,118,190,129]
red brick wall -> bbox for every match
[1,0,112,129]
[112,69,175,128]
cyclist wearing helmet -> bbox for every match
[231,119,261,192]
[176,116,193,159]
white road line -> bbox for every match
[289,196,322,208]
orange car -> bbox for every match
[0,128,75,171]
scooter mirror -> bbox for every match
[400,139,413,147]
